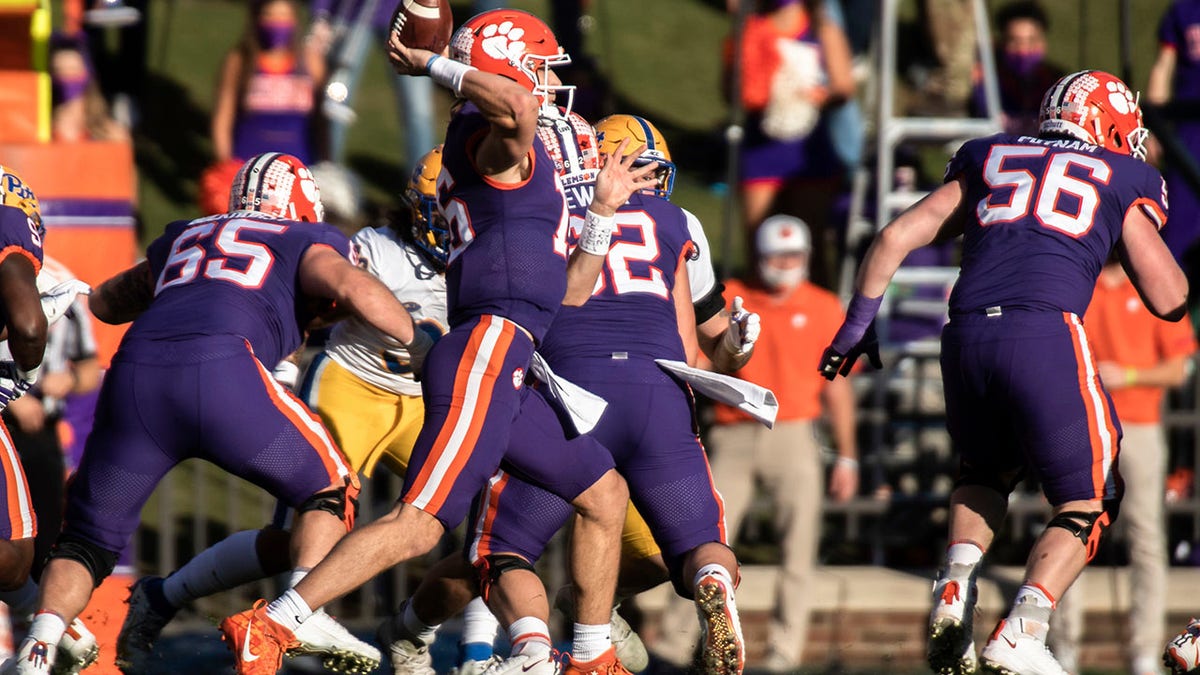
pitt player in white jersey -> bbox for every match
[304,147,449,476]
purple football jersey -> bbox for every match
[0,203,44,274]
[538,191,693,367]
[125,212,351,368]
[1159,0,1200,101]
[945,133,1167,317]
[438,104,571,343]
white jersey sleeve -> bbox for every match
[682,208,717,304]
[323,227,448,397]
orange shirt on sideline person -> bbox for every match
[1086,274,1197,424]
[713,278,843,425]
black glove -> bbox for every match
[818,322,882,380]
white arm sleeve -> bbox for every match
[682,208,717,304]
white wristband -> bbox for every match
[427,55,476,96]
[271,361,300,390]
[18,363,41,385]
[578,209,615,256]
[835,456,859,469]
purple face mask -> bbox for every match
[1003,51,1044,77]
[257,22,295,50]
[54,77,89,103]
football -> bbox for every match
[390,0,454,54]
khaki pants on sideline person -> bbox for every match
[1049,422,1168,674]
[651,420,822,670]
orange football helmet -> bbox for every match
[229,152,325,222]
[1038,70,1148,160]
[449,9,574,114]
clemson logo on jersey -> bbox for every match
[512,366,525,390]
[479,21,526,63]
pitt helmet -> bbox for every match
[537,108,600,188]
[1038,70,1148,160]
[229,152,325,222]
[406,145,450,269]
[595,114,676,199]
[449,9,574,115]
[0,166,43,242]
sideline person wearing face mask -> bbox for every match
[659,214,860,672]
[211,0,325,166]
[969,0,1065,136]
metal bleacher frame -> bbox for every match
[826,0,1001,564]
[826,0,1200,565]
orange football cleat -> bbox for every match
[219,600,298,675]
[562,646,632,675]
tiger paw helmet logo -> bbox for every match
[479,21,526,64]
[1106,80,1137,115]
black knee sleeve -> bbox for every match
[298,485,359,530]
[474,554,535,602]
[48,534,118,587]
[1045,510,1112,562]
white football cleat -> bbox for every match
[1165,618,1200,674]
[611,606,648,673]
[449,656,503,675]
[480,651,559,675]
[291,609,381,673]
[376,615,434,675]
[52,619,98,675]
[980,619,1068,675]
[927,567,979,674]
[10,638,55,674]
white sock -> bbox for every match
[945,541,984,569]
[461,596,499,646]
[572,622,611,662]
[508,617,551,657]
[26,610,66,647]
[162,530,267,608]
[1009,583,1055,641]
[693,563,735,589]
[0,579,38,616]
[265,588,313,632]
[402,599,440,645]
[288,567,311,589]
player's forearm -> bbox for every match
[3,309,45,372]
[340,276,416,345]
[563,249,604,307]
[823,377,858,459]
[459,70,541,132]
[91,261,153,325]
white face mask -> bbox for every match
[759,261,805,290]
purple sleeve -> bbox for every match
[310,225,352,260]
[1139,167,1170,230]
[0,205,43,272]
[144,223,182,283]
[943,141,975,183]
[1160,2,1183,48]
